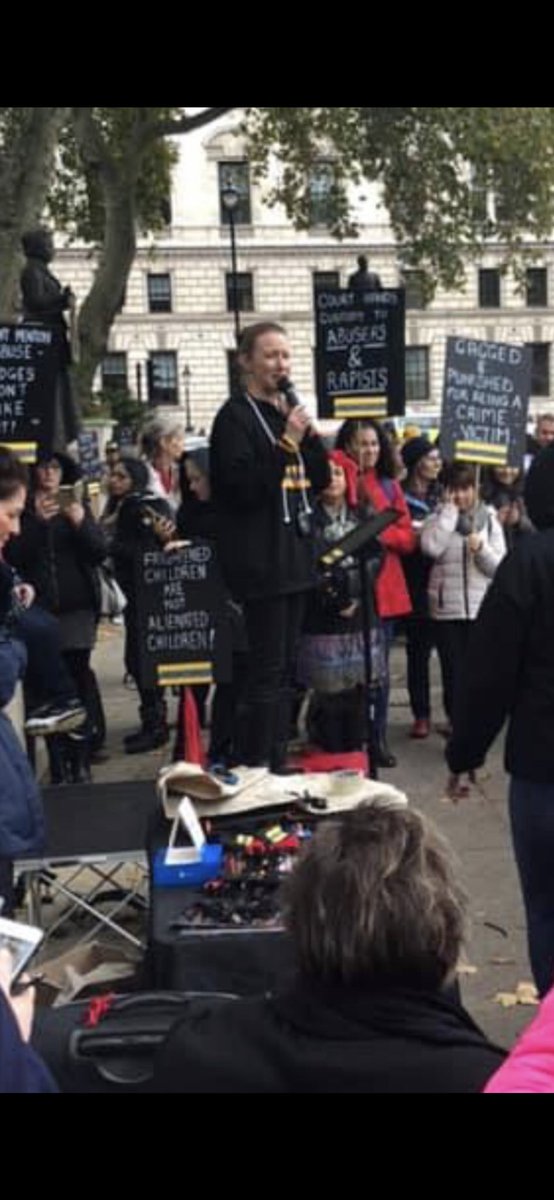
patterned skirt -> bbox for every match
[296,624,387,694]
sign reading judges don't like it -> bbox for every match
[441,337,531,467]
[135,541,227,689]
[0,323,61,461]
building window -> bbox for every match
[308,162,335,227]
[101,352,127,393]
[526,268,548,308]
[147,273,172,313]
[218,161,251,225]
[313,270,340,293]
[527,343,550,396]
[470,167,489,224]
[225,272,254,313]
[148,352,178,405]
[403,270,426,310]
[478,268,500,308]
[405,347,430,403]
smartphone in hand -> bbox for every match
[0,917,44,986]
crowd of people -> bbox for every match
[3,312,554,1092]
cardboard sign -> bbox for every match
[441,337,532,466]
[77,428,103,480]
[0,323,61,461]
[135,540,229,688]
[315,287,405,420]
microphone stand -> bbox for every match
[318,508,400,780]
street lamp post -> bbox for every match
[221,180,241,347]
[183,363,193,432]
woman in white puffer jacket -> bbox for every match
[420,461,506,732]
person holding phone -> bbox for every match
[0,948,57,1092]
[6,452,108,781]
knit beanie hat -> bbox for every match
[401,436,433,473]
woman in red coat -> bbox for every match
[335,419,416,766]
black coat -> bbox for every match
[210,395,330,600]
[152,977,504,1093]
[447,528,554,782]
[7,505,106,617]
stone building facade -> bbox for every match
[57,110,554,433]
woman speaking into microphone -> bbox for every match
[210,323,330,771]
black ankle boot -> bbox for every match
[375,738,397,768]
[124,725,169,755]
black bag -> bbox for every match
[68,991,238,1091]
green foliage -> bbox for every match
[246,107,554,295]
[81,386,144,427]
[48,108,180,244]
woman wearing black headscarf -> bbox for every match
[109,457,176,754]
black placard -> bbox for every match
[135,541,230,688]
[116,425,136,452]
[77,428,102,480]
[0,323,61,461]
[315,287,405,420]
[441,337,532,467]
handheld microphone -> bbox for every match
[277,375,300,408]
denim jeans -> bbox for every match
[509,778,554,997]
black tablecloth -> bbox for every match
[143,805,296,995]
[144,885,294,994]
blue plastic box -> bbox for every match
[152,842,223,888]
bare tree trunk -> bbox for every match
[73,169,137,409]
[0,107,69,319]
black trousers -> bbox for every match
[15,605,76,708]
[239,592,306,769]
[63,648,106,751]
[405,616,435,721]
[433,620,472,724]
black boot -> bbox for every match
[375,736,397,769]
[125,726,169,755]
[47,734,72,785]
[64,730,92,783]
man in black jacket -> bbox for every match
[447,444,554,995]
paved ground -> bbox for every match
[38,619,535,1049]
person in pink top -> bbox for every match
[484,985,554,1093]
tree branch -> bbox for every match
[139,106,237,145]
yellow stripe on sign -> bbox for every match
[0,441,38,463]
[158,661,212,673]
[455,441,508,465]
[156,663,213,682]
[333,395,387,408]
[455,440,507,453]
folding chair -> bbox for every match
[16,780,158,951]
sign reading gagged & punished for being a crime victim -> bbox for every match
[315,287,405,420]
[441,337,531,467]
